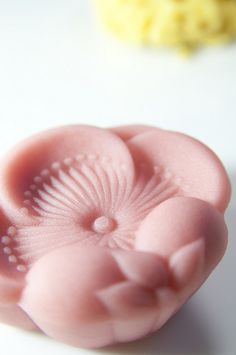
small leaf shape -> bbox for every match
[97,281,157,316]
[112,250,168,288]
[169,239,205,288]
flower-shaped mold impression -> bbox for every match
[0,125,231,348]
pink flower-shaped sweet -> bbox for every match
[0,125,231,348]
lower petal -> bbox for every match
[19,244,167,347]
[135,197,228,291]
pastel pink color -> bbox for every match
[0,124,231,348]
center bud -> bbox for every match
[93,216,116,234]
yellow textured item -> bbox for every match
[95,0,236,52]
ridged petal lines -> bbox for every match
[10,157,179,265]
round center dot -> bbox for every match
[93,216,116,234]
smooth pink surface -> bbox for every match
[0,124,231,348]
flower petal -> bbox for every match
[21,243,161,347]
[0,125,136,225]
[127,128,231,212]
[20,245,124,348]
[20,243,170,347]
[135,197,228,286]
[135,197,228,332]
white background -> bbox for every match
[0,1,235,354]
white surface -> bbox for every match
[0,1,235,354]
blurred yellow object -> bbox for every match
[95,0,236,52]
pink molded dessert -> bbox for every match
[0,125,231,348]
